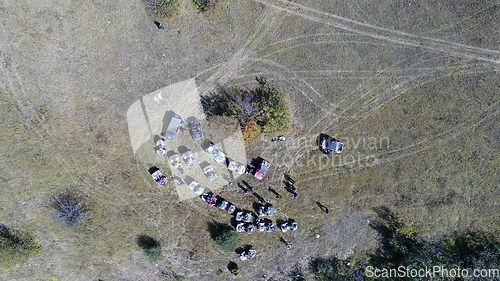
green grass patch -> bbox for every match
[208,222,239,253]
[0,225,42,269]
[144,246,163,263]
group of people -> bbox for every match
[266,174,300,198]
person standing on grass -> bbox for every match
[280,237,292,249]
[289,184,299,198]
[154,21,165,29]
[284,174,299,186]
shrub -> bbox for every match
[214,229,238,253]
[228,261,240,276]
[137,235,163,263]
[144,246,163,263]
[193,0,211,12]
[0,225,42,268]
[208,223,239,253]
[53,194,90,229]
[145,0,181,21]
[241,119,262,143]
[201,77,293,143]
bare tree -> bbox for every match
[53,194,90,228]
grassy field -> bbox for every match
[0,0,498,280]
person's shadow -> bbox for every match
[316,201,330,214]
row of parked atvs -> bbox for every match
[201,192,298,234]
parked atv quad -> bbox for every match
[235,211,253,223]
[149,167,168,187]
[188,180,204,195]
[182,150,197,167]
[319,133,343,155]
[169,153,185,174]
[248,159,270,180]
[279,219,298,232]
[201,192,217,206]
[205,143,226,164]
[202,164,217,181]
[240,247,257,260]
[190,119,204,141]
[228,161,246,175]
[271,135,285,142]
[236,222,255,234]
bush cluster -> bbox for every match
[193,0,211,12]
[201,77,292,143]
[308,207,499,280]
[144,246,163,263]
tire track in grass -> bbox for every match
[234,51,436,138]
[225,57,439,182]
[241,57,342,116]
[297,99,499,183]
[304,57,486,136]
[247,43,445,135]
[265,103,497,190]
[420,3,499,36]
[251,52,438,124]
[252,0,500,63]
[196,8,283,95]
[0,23,153,227]
[258,65,495,183]
[262,38,411,59]
[336,64,494,134]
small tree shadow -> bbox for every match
[227,261,239,272]
[249,157,264,169]
[136,235,160,250]
[207,221,232,240]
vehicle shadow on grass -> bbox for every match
[161,110,178,136]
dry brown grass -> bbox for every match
[0,0,498,280]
